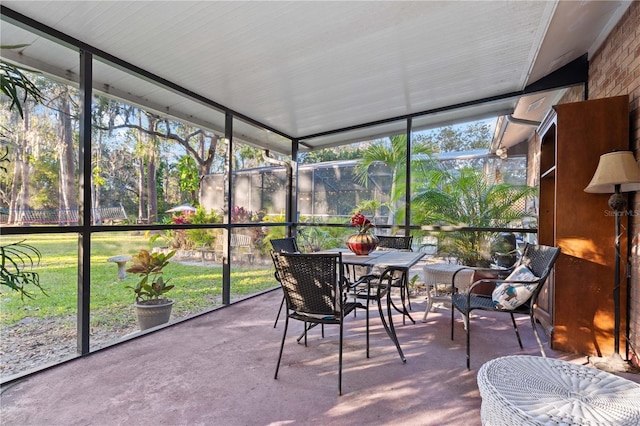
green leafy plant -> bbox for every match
[408,274,420,295]
[0,240,46,300]
[1,47,47,301]
[412,167,536,266]
[1,45,44,120]
[126,249,176,302]
[0,145,10,173]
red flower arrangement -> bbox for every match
[350,212,374,234]
[171,214,191,225]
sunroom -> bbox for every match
[1,1,639,422]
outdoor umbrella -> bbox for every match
[166,204,197,213]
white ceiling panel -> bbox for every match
[0,0,633,156]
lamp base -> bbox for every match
[588,353,634,373]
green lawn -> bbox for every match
[1,232,275,330]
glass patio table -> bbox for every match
[321,248,426,362]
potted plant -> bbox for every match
[126,249,176,331]
[346,212,378,255]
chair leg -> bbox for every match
[304,321,308,346]
[274,295,285,328]
[297,322,320,343]
[530,315,547,357]
[466,313,471,370]
[451,302,455,340]
[353,291,358,318]
[338,319,344,396]
[510,313,524,349]
[422,287,433,323]
[365,298,370,358]
[275,316,289,379]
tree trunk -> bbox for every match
[136,110,146,223]
[8,153,20,224]
[10,106,31,224]
[18,146,32,224]
[137,158,145,222]
[146,117,158,223]
[92,130,102,224]
[387,164,399,226]
[7,113,22,224]
[147,152,157,222]
[57,88,76,224]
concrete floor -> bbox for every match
[2,290,638,426]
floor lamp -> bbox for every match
[584,150,640,372]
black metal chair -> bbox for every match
[270,237,300,328]
[450,243,561,369]
[376,235,413,251]
[271,251,361,395]
[270,237,300,254]
[374,235,415,323]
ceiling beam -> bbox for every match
[524,54,588,95]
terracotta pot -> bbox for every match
[346,233,379,255]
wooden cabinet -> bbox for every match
[536,95,629,356]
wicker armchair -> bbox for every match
[270,237,300,328]
[450,243,561,369]
[271,251,361,395]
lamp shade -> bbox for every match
[584,151,640,193]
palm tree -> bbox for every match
[354,134,433,226]
[412,167,536,266]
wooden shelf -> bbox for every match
[540,166,556,180]
[535,95,629,357]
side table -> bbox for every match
[421,263,474,321]
[477,355,640,425]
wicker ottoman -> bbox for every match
[477,355,640,425]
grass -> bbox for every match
[0,232,275,330]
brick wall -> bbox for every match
[588,1,640,366]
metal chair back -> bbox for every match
[269,237,300,253]
[376,235,413,251]
[269,237,301,328]
[271,251,356,395]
